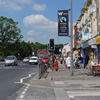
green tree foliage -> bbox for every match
[0,16,23,56]
[30,42,47,51]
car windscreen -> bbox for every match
[43,57,48,59]
[24,57,29,59]
[6,56,15,60]
[30,58,37,60]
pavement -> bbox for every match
[16,63,100,100]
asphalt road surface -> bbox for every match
[0,61,38,100]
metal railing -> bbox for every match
[38,62,51,79]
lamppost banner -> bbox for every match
[58,10,69,36]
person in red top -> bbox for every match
[54,57,58,71]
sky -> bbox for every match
[0,0,87,44]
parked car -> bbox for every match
[29,56,38,64]
[5,56,18,66]
[41,56,50,63]
[23,57,29,63]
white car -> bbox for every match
[5,56,18,66]
[29,56,38,64]
[23,57,29,63]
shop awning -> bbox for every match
[82,45,90,49]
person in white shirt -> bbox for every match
[66,55,71,72]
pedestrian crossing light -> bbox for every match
[50,39,54,50]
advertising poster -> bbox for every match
[58,10,69,36]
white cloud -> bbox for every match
[14,0,33,4]
[27,30,39,35]
[23,14,57,31]
[26,37,36,42]
[0,1,7,8]
[33,3,46,11]
[9,2,22,10]
[0,0,22,10]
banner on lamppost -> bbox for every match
[58,10,69,36]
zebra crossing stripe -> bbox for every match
[66,90,100,98]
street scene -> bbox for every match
[1,0,100,100]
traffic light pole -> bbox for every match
[70,0,74,76]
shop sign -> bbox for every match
[91,45,97,48]
[83,41,88,47]
[88,38,96,45]
[82,32,88,40]
[76,44,81,49]
[96,36,100,44]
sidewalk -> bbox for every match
[16,64,100,100]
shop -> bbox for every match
[96,36,100,64]
[76,44,81,56]
[88,38,97,61]
[82,41,90,62]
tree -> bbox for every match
[0,16,23,56]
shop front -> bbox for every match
[96,36,100,64]
[82,41,90,62]
[88,37,97,62]
[76,44,81,56]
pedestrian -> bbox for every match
[64,56,66,64]
[60,56,63,64]
[66,55,71,72]
[84,53,90,69]
[54,57,58,71]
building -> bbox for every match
[74,0,100,63]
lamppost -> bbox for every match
[70,0,74,76]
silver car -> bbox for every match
[5,56,18,66]
[23,57,29,63]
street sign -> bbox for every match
[58,10,69,36]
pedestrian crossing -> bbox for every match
[66,90,100,98]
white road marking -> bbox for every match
[14,73,36,83]
[66,90,100,98]
[54,81,64,84]
[19,95,24,99]
[22,91,26,95]
[24,88,28,92]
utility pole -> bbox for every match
[70,0,74,76]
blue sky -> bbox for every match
[0,0,87,44]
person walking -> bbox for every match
[60,56,63,64]
[84,53,89,69]
[66,55,71,72]
[64,56,66,64]
[54,57,58,71]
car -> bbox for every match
[23,57,29,63]
[38,56,43,62]
[41,56,50,63]
[29,56,38,64]
[5,56,18,66]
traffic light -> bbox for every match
[50,39,54,50]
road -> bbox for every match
[0,61,38,100]
[66,89,100,100]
